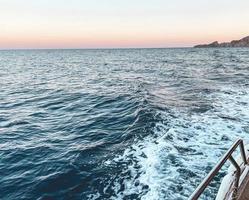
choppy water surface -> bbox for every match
[0,48,249,200]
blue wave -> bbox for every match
[0,48,249,200]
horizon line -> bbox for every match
[0,46,193,51]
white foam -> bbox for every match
[105,86,249,200]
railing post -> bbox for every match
[229,155,241,200]
[239,141,248,165]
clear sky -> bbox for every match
[1,0,249,49]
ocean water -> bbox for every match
[0,48,249,200]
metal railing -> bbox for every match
[189,139,248,200]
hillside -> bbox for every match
[194,36,249,48]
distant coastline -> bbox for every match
[194,36,249,48]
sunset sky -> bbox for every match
[1,0,249,49]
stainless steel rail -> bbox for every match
[189,139,248,200]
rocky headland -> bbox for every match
[194,36,249,48]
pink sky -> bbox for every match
[1,0,249,49]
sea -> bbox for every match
[0,48,249,200]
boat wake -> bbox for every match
[95,86,249,200]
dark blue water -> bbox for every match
[0,48,249,200]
